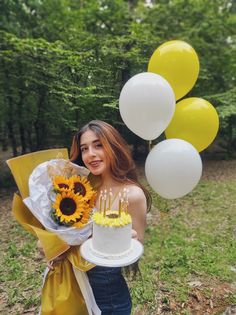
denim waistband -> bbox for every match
[87,265,121,275]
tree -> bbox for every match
[0,0,235,156]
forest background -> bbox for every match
[0,0,236,163]
[0,1,236,314]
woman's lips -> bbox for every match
[89,160,102,167]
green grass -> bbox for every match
[0,221,44,313]
[129,180,236,313]
[0,178,236,314]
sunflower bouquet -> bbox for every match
[24,158,96,245]
[50,175,96,228]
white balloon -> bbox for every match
[119,72,175,140]
[145,139,202,199]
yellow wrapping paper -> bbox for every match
[41,259,89,315]
[7,149,96,315]
[7,148,69,199]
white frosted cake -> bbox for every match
[91,211,132,259]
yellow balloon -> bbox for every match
[165,98,219,152]
[148,40,200,100]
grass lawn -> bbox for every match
[131,178,236,314]
[0,160,235,314]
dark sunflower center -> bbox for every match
[74,182,86,196]
[76,215,83,222]
[58,183,69,189]
[60,198,77,215]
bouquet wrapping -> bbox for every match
[24,158,96,245]
[8,149,101,315]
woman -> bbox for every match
[70,120,150,315]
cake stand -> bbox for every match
[80,239,143,267]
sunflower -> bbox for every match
[87,191,97,208]
[52,191,86,224]
[71,175,95,201]
[53,175,74,192]
[73,206,92,228]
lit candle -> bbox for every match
[99,190,103,212]
[103,194,107,217]
[108,188,113,210]
[119,197,123,217]
[125,189,129,213]
[118,192,121,216]
[122,189,125,207]
[124,200,129,213]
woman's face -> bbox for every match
[80,129,110,176]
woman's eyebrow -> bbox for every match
[80,139,100,148]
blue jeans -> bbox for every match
[87,266,132,315]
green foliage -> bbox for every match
[0,30,110,153]
[0,0,236,155]
[206,88,236,152]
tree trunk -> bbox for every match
[17,64,27,154]
[227,116,234,154]
[1,125,8,151]
[34,90,47,150]
[3,67,18,156]
[19,125,26,154]
[26,128,34,152]
[7,120,18,156]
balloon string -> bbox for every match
[149,140,152,152]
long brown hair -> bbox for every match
[70,120,151,210]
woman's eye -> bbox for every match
[81,147,87,152]
[96,143,102,148]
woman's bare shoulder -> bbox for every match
[125,184,146,204]
[125,184,147,229]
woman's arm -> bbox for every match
[127,186,147,244]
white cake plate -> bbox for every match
[80,239,143,267]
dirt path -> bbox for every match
[201,160,236,181]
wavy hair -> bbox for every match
[70,120,151,210]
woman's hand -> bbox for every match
[47,252,68,270]
[131,229,138,240]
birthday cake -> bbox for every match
[80,189,144,266]
[90,210,132,259]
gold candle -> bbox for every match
[118,192,121,217]
[125,189,129,213]
[103,195,107,217]
[119,198,123,217]
[99,190,103,212]
[125,200,129,213]
[108,188,113,210]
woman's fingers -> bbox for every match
[131,229,138,240]
[46,252,68,270]
[47,261,54,270]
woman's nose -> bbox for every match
[88,147,96,156]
